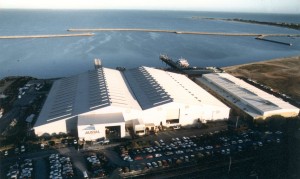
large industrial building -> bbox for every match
[33,66,230,141]
[196,73,299,120]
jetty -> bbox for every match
[255,36,292,46]
[0,33,94,39]
[67,28,300,38]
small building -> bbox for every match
[196,73,299,119]
[133,119,145,136]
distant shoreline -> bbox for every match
[193,17,300,30]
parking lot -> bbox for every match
[117,128,284,177]
[0,125,287,179]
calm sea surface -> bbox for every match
[0,10,299,78]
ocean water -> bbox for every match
[0,10,299,78]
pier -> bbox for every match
[255,36,292,46]
[0,33,94,39]
[160,55,180,70]
[67,28,300,38]
[159,55,216,76]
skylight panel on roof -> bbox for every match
[47,113,72,122]
[89,102,110,110]
[49,111,71,119]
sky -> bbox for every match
[1,0,300,14]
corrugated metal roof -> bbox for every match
[200,73,299,117]
[35,66,229,127]
[35,67,141,127]
[124,66,228,109]
[124,67,173,109]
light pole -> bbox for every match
[235,116,239,129]
[228,156,232,174]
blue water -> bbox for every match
[0,10,299,78]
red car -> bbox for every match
[145,154,153,159]
[134,156,143,160]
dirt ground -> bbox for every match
[222,56,300,102]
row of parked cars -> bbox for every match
[48,154,74,179]
[123,137,200,162]
[85,153,108,178]
[1,142,49,158]
[6,159,33,179]
[119,129,284,174]
[1,145,27,158]
[145,154,196,169]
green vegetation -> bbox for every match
[193,16,300,30]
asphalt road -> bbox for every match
[58,147,88,179]
[35,157,47,179]
[0,107,20,135]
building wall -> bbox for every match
[83,106,141,123]
[34,118,68,136]
[77,122,125,141]
[178,104,230,125]
[142,107,166,126]
[262,109,299,119]
[141,102,230,127]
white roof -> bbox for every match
[200,73,299,118]
[124,67,173,109]
[35,66,229,127]
[124,66,228,109]
[35,67,141,127]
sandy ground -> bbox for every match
[222,56,300,101]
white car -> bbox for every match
[73,139,77,144]
[173,125,181,130]
[146,163,152,169]
[155,153,162,158]
[21,145,25,153]
[205,146,213,150]
[152,162,158,168]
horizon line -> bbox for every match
[1,8,299,15]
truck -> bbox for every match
[133,119,145,136]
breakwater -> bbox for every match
[255,36,292,46]
[0,33,94,39]
[67,28,300,37]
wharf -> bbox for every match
[159,55,217,76]
[160,55,179,69]
[0,33,94,39]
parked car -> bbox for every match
[152,162,158,168]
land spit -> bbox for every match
[0,33,94,39]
